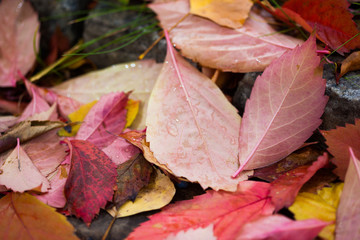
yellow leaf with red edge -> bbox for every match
[125,99,140,128]
[289,183,343,240]
[189,0,253,29]
[0,192,79,240]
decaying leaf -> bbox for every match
[338,51,360,81]
[270,153,328,211]
[0,193,79,240]
[65,140,117,224]
[189,0,253,29]
[113,154,153,208]
[0,139,50,193]
[289,183,343,240]
[0,0,40,87]
[146,31,248,191]
[126,181,274,240]
[108,169,175,218]
[149,0,303,72]
[0,120,66,153]
[52,60,162,129]
[75,92,128,148]
[336,148,360,240]
[125,99,140,128]
[322,119,360,180]
[234,35,327,174]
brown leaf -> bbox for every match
[114,154,153,208]
[0,192,78,240]
[338,51,360,81]
[0,121,66,153]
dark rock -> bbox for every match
[83,1,166,67]
[29,0,92,57]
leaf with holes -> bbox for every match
[64,140,117,224]
[234,35,327,175]
[146,31,248,191]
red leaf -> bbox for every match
[270,153,328,212]
[234,35,327,175]
[321,119,360,180]
[65,140,117,224]
[336,148,360,239]
[279,0,360,54]
[126,181,274,240]
[0,0,39,87]
[149,0,303,72]
[76,92,128,148]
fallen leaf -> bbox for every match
[0,116,18,133]
[0,139,50,193]
[75,92,128,148]
[165,224,216,240]
[270,153,328,211]
[338,51,360,81]
[46,26,70,65]
[108,169,175,218]
[289,183,343,240]
[35,164,69,208]
[146,31,248,191]
[321,119,360,180]
[234,35,327,174]
[64,140,117,224]
[0,193,79,240]
[113,154,153,208]
[189,0,253,29]
[336,148,360,240]
[126,181,274,240]
[253,146,322,182]
[149,0,303,72]
[58,100,97,137]
[0,0,40,87]
[125,99,140,128]
[279,0,360,54]
[102,136,140,165]
[0,120,66,153]
[51,60,162,129]
[238,214,329,240]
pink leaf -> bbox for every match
[335,148,360,239]
[0,139,50,192]
[238,214,329,240]
[321,119,360,180]
[102,137,140,165]
[126,181,274,240]
[149,0,303,72]
[165,225,216,240]
[270,153,328,212]
[0,0,39,87]
[75,92,128,148]
[146,31,247,191]
[234,35,328,175]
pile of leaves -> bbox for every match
[1,0,360,239]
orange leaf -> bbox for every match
[0,192,78,240]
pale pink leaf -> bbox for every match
[51,60,162,129]
[146,31,248,191]
[335,148,360,240]
[35,164,69,208]
[270,153,328,212]
[149,0,303,72]
[23,129,68,176]
[239,214,329,240]
[102,137,140,165]
[75,92,128,148]
[234,35,328,175]
[0,116,18,133]
[0,139,50,192]
[127,181,274,240]
[165,224,216,240]
[0,0,39,87]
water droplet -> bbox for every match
[221,126,227,133]
[130,63,136,67]
[167,122,178,136]
[125,64,129,69]
[175,118,179,122]
[172,87,177,92]
[230,137,236,145]
[255,58,261,63]
[177,147,187,158]
[193,107,199,116]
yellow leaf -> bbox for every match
[289,183,344,240]
[125,99,140,128]
[189,0,253,29]
[107,169,175,218]
[58,100,97,137]
[0,192,79,240]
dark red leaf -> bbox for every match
[65,140,117,224]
